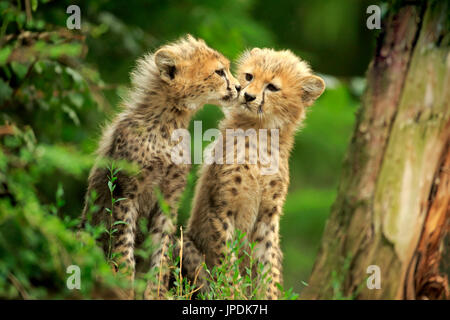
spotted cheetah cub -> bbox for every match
[80,35,240,299]
[182,48,325,299]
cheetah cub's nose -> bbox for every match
[244,92,256,102]
[235,85,241,93]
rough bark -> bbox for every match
[301,0,450,300]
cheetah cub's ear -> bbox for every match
[300,75,325,107]
[155,49,176,83]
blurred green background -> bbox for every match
[0,0,378,297]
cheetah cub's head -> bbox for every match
[235,48,325,128]
[154,35,240,109]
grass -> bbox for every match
[105,163,128,266]
[165,229,298,300]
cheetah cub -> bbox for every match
[80,35,240,299]
[182,48,325,299]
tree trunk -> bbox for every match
[301,0,450,300]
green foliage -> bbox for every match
[196,230,298,300]
[0,0,119,299]
[155,230,299,300]
[0,125,123,299]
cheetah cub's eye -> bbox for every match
[245,73,253,81]
[215,69,225,77]
[267,84,279,92]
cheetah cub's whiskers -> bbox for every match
[182,48,325,299]
[80,35,240,299]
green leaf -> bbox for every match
[107,181,114,192]
[66,67,83,84]
[31,0,38,11]
[112,221,128,226]
[11,62,29,80]
[61,104,80,126]
[55,183,65,208]
[155,188,170,216]
[68,93,84,109]
[0,46,12,66]
[15,12,26,29]
[0,78,12,104]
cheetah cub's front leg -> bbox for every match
[251,191,285,300]
[144,168,184,299]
